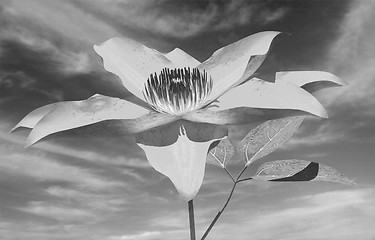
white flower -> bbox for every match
[13,32,334,201]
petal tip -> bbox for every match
[319,107,329,119]
[9,125,18,133]
[329,73,347,87]
[93,44,99,51]
[25,132,40,148]
[339,78,349,86]
[24,141,32,148]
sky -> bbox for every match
[0,0,375,240]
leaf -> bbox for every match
[237,116,304,166]
[206,137,234,168]
[253,159,355,186]
[314,164,356,186]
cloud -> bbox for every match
[110,231,162,240]
[70,0,289,39]
[282,118,343,148]
[274,1,375,149]
[108,230,189,240]
[0,0,289,62]
[45,186,128,212]
[208,188,375,240]
[329,1,375,139]
[0,2,98,73]
[259,6,289,24]
[281,1,375,147]
[0,220,80,240]
[1,0,118,47]
[0,38,129,106]
[323,0,375,108]
[18,201,96,222]
[0,149,124,190]
[0,1,133,112]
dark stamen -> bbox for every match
[143,67,212,114]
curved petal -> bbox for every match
[164,48,201,68]
[10,104,56,132]
[137,120,227,201]
[216,77,328,118]
[24,94,151,146]
[66,112,178,138]
[275,71,345,93]
[198,31,281,103]
[94,38,175,101]
[183,108,310,125]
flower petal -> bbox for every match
[23,94,151,146]
[183,108,309,125]
[164,48,201,68]
[216,77,328,118]
[198,31,281,103]
[275,71,345,93]
[10,104,56,132]
[94,38,175,101]
[137,120,227,201]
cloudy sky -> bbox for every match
[1,0,375,239]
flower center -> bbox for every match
[143,67,213,115]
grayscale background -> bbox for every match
[0,1,374,239]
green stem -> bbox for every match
[188,200,196,240]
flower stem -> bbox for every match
[201,182,237,240]
[188,200,196,240]
[200,166,250,240]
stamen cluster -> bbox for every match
[143,67,212,115]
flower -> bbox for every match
[12,31,332,201]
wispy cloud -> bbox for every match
[324,2,375,127]
[69,0,289,40]
[0,220,82,240]
[208,188,375,240]
[282,1,375,148]
[0,1,98,73]
[1,0,118,47]
[0,151,123,190]
[109,231,163,240]
[283,118,344,148]
[45,186,128,212]
[325,1,375,106]
[108,229,189,240]
[18,201,96,222]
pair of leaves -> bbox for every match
[207,116,304,168]
[206,118,355,186]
